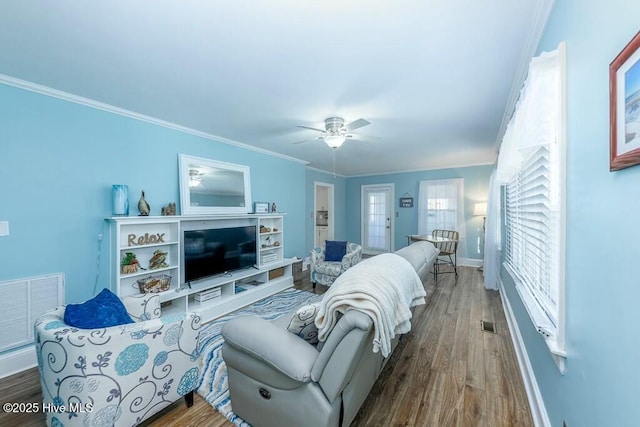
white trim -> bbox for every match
[499,277,551,427]
[347,161,495,178]
[494,0,556,151]
[0,345,37,379]
[314,181,335,247]
[305,165,347,179]
[457,257,483,268]
[0,74,308,166]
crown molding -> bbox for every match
[346,160,495,179]
[494,0,556,153]
[0,74,309,165]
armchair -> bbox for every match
[34,293,201,427]
[310,242,362,288]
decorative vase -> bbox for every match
[112,185,129,216]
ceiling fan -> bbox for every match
[295,117,372,148]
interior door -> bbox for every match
[362,184,394,254]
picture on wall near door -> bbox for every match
[610,30,640,171]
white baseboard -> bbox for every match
[458,257,483,267]
[498,278,551,427]
[0,345,37,379]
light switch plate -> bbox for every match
[0,221,9,236]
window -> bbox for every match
[497,43,566,370]
[418,178,465,238]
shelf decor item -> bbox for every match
[138,190,151,216]
[121,252,140,274]
[610,31,640,171]
[136,274,171,293]
[112,184,129,216]
[254,202,269,214]
[148,249,168,270]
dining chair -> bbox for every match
[432,229,459,282]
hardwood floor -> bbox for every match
[0,266,532,427]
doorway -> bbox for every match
[361,184,394,255]
[314,182,334,248]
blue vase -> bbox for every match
[112,185,129,216]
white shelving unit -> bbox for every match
[258,215,284,267]
[109,214,294,323]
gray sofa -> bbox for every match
[221,241,439,427]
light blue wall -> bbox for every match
[0,83,307,305]
[345,165,492,257]
[304,168,347,253]
[499,1,640,425]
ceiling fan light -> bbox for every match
[324,134,346,148]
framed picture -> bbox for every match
[253,202,269,214]
[610,31,640,171]
[399,197,414,208]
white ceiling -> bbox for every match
[0,1,549,176]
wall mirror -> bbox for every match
[178,154,252,215]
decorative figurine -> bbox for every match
[271,202,277,213]
[161,202,176,216]
[138,190,150,216]
[148,249,168,270]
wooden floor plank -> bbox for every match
[0,266,533,427]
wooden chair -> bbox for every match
[432,229,459,281]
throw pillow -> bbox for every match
[287,303,321,344]
[64,288,134,329]
[325,240,347,262]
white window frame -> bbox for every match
[418,178,465,240]
[500,43,567,373]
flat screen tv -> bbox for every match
[183,226,257,283]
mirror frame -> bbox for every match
[178,154,252,215]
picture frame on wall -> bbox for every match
[610,31,640,171]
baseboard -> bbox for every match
[498,278,551,427]
[458,257,483,267]
[0,345,37,379]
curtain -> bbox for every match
[483,168,500,290]
[418,178,466,240]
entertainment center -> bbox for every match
[109,214,294,323]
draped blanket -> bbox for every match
[315,253,426,357]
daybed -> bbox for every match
[221,241,438,427]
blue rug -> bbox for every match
[196,288,318,426]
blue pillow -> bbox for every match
[325,240,347,262]
[64,288,134,329]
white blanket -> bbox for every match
[315,253,426,357]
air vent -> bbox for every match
[481,320,496,333]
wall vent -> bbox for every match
[0,273,64,353]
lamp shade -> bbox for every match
[324,134,346,148]
[473,202,487,216]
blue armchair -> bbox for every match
[310,242,362,288]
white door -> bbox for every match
[361,184,394,254]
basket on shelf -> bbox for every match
[136,274,171,293]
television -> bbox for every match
[183,226,257,283]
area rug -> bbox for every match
[196,288,319,426]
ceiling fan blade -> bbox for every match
[297,125,327,133]
[344,118,370,132]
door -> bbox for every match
[314,182,334,248]
[361,184,394,254]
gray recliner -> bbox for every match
[221,241,439,427]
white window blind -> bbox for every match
[418,178,465,238]
[505,145,558,326]
[498,42,566,368]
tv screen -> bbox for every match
[183,226,257,283]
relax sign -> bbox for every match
[127,233,165,246]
